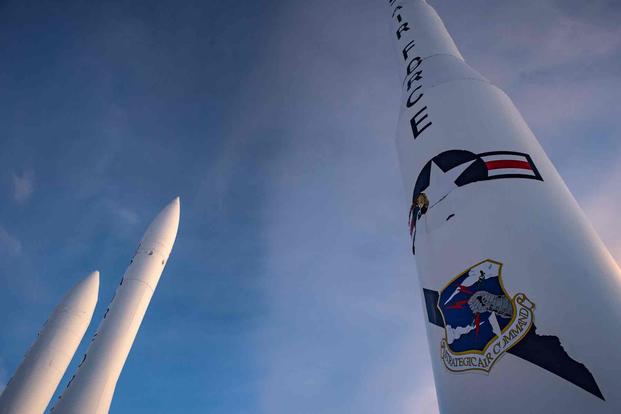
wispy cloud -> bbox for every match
[11,171,34,204]
[435,0,621,143]
[0,226,22,256]
[106,199,140,226]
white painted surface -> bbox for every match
[388,1,621,412]
[0,271,99,414]
[51,198,180,414]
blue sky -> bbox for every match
[0,0,620,413]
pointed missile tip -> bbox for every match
[170,196,180,215]
[74,270,99,295]
[159,196,180,218]
[59,271,100,314]
[170,196,180,216]
[141,197,181,249]
[165,196,181,220]
[86,270,100,288]
[79,270,100,301]
[153,197,181,223]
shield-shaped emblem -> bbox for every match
[437,259,535,372]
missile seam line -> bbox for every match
[401,77,494,100]
[123,277,155,293]
[140,239,168,251]
[423,77,492,92]
[138,248,168,261]
[400,53,461,87]
[420,52,464,63]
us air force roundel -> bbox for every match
[438,260,534,373]
[408,150,543,254]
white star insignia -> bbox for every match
[425,159,475,209]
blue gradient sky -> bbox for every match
[0,0,620,413]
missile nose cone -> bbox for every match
[141,197,181,253]
[59,271,100,315]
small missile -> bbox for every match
[0,271,99,414]
[51,198,180,414]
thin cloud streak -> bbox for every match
[0,226,22,256]
[11,171,34,204]
[433,0,621,143]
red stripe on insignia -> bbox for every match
[485,160,532,170]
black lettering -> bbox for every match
[392,5,402,18]
[396,22,409,39]
[406,70,422,90]
[402,40,415,60]
[410,106,432,139]
[406,86,423,108]
[407,56,422,75]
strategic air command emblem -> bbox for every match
[438,259,535,373]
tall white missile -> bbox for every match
[386,1,621,412]
[0,271,99,414]
[51,198,180,414]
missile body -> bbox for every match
[0,271,99,414]
[52,198,180,414]
[386,1,621,412]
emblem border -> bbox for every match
[437,259,536,373]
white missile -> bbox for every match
[0,271,99,414]
[386,1,621,412]
[51,198,180,414]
